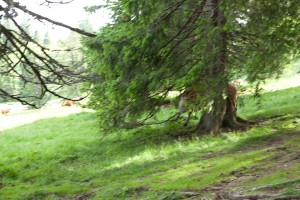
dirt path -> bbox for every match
[0,105,88,131]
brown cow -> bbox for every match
[61,100,74,107]
[1,108,11,115]
[178,83,237,126]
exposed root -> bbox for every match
[228,193,300,200]
[250,179,300,191]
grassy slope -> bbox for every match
[0,87,300,199]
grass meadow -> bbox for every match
[0,85,300,199]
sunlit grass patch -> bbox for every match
[0,112,99,198]
[238,86,300,120]
[140,149,268,190]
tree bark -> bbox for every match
[196,83,248,133]
[195,0,249,134]
[195,0,227,134]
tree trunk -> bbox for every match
[206,92,227,134]
[222,96,240,128]
[196,82,250,133]
[195,0,228,134]
[196,95,243,133]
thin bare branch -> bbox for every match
[9,0,96,37]
[41,0,75,6]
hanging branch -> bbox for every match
[3,0,96,37]
[42,0,75,6]
[0,0,94,106]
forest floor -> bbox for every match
[0,85,299,199]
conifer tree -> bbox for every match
[85,0,300,133]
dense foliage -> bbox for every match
[84,0,300,131]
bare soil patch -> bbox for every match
[0,101,90,131]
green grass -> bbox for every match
[238,86,300,120]
[1,87,300,199]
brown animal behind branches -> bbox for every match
[1,108,11,115]
[178,83,238,127]
[61,100,74,107]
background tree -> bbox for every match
[0,0,96,106]
[43,32,51,46]
[57,30,88,98]
[84,0,300,133]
